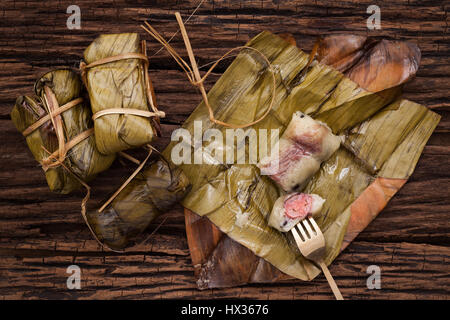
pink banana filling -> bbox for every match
[284,193,312,219]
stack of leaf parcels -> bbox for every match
[10,33,191,251]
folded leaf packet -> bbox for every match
[10,69,115,194]
[160,31,440,281]
[85,157,191,251]
[83,33,162,155]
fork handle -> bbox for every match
[318,260,344,300]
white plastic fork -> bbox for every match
[291,217,344,300]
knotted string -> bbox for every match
[22,87,92,171]
[141,12,277,129]
[22,97,83,137]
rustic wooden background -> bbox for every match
[0,0,448,300]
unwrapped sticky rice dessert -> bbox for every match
[258,111,340,192]
[269,193,325,232]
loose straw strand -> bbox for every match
[149,0,206,58]
[41,145,91,227]
[141,40,157,113]
[174,12,215,122]
[118,151,141,165]
[141,21,195,82]
[97,147,153,213]
[141,12,277,129]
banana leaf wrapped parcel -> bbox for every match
[82,33,163,155]
[156,31,441,282]
[85,156,191,251]
[10,69,116,194]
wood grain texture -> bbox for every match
[0,0,448,299]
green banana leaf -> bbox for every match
[83,33,158,155]
[11,69,115,194]
[161,31,440,281]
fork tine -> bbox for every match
[291,227,303,247]
[296,223,309,240]
[308,217,321,234]
[301,218,315,237]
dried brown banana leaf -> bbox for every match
[316,34,367,72]
[83,33,159,155]
[10,69,115,194]
[278,33,297,47]
[85,157,191,251]
[346,40,421,92]
[160,31,439,282]
[185,209,287,289]
[316,34,421,93]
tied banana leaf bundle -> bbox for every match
[157,31,440,284]
[82,33,163,155]
[85,157,191,251]
[10,69,115,194]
